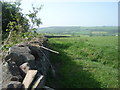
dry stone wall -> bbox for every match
[1,37,54,90]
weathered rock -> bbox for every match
[29,37,48,46]
[5,46,35,66]
[3,81,24,89]
[2,62,23,88]
[16,42,29,47]
[19,62,30,74]
[19,62,30,77]
[28,46,43,61]
[43,86,54,90]
[9,46,30,54]
[7,61,22,77]
[32,75,45,89]
[2,37,53,89]
[2,62,13,86]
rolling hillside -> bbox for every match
[37,26,118,36]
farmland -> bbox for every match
[45,36,118,88]
[38,26,118,88]
[38,26,118,36]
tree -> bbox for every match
[1,0,43,47]
[26,4,43,33]
[2,1,29,40]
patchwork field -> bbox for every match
[46,36,118,88]
[38,26,118,36]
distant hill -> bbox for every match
[37,26,118,36]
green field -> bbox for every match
[38,26,118,36]
[46,36,118,88]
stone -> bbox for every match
[43,86,54,90]
[2,62,13,86]
[32,75,45,88]
[5,53,26,66]
[2,62,23,88]
[7,61,21,76]
[28,46,43,61]
[2,37,52,89]
[16,42,29,47]
[5,46,35,66]
[19,62,30,75]
[2,81,24,89]
[8,46,31,54]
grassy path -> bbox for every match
[46,36,118,88]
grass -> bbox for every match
[46,36,118,88]
[38,26,118,36]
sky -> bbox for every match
[19,0,118,27]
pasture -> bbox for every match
[46,36,118,88]
[38,26,118,36]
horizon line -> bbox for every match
[39,25,118,28]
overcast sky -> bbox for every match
[20,0,118,27]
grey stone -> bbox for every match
[2,62,13,86]
[9,46,30,54]
[5,53,26,66]
[2,38,52,89]
[43,86,54,90]
[5,46,35,66]
[19,62,30,74]
[2,62,23,88]
[2,81,23,89]
[28,46,43,60]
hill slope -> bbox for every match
[38,26,118,36]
